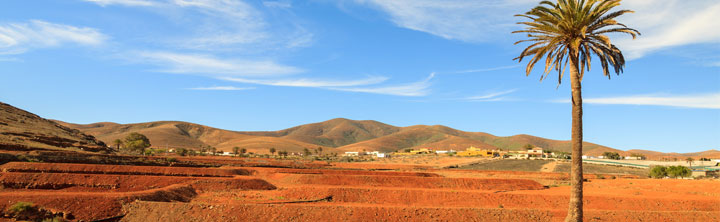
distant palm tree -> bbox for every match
[513,0,639,221]
[686,157,694,168]
[112,139,123,151]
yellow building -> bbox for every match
[457,146,498,157]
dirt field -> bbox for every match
[0,157,717,222]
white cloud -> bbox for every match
[353,0,533,42]
[0,20,107,55]
[464,89,517,101]
[82,0,310,51]
[616,0,720,59]
[222,73,433,96]
[137,51,302,76]
[451,64,522,74]
[188,86,255,90]
[355,0,720,59]
[83,0,156,7]
[556,93,720,109]
[329,73,435,96]
[222,76,388,87]
[263,1,292,8]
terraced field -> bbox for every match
[0,159,717,221]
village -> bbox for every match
[341,146,720,178]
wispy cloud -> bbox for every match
[83,0,311,51]
[616,0,720,59]
[554,92,720,109]
[222,73,433,96]
[0,20,107,55]
[464,89,517,101]
[222,76,388,87]
[187,86,255,91]
[136,51,302,77]
[329,73,435,96]
[353,0,720,60]
[82,0,156,7]
[352,0,532,42]
[451,64,522,74]
[263,1,292,9]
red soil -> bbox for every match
[1,162,251,177]
[244,167,441,177]
[121,201,720,222]
[0,172,201,191]
[0,184,196,220]
[249,187,718,211]
[268,174,545,191]
[148,156,331,168]
[1,158,717,222]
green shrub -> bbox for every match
[667,165,691,178]
[7,202,35,215]
[649,166,667,178]
[42,217,66,222]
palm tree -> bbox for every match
[112,139,123,151]
[269,147,276,156]
[686,157,694,168]
[513,0,639,221]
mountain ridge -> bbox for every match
[53,117,719,159]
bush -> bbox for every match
[649,166,667,178]
[667,165,691,178]
[7,202,35,216]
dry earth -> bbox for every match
[0,157,717,222]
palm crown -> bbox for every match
[514,0,640,85]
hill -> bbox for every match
[0,102,109,152]
[55,120,327,154]
[240,118,399,147]
[45,109,716,159]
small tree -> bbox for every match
[667,165,691,178]
[233,147,240,156]
[240,148,247,155]
[686,157,694,168]
[210,146,217,155]
[177,148,188,156]
[112,139,123,150]
[303,148,311,156]
[123,132,151,155]
[317,147,323,155]
[269,148,276,156]
[602,152,621,160]
[630,153,646,160]
[649,166,667,178]
[523,144,535,150]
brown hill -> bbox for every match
[0,102,109,152]
[240,118,399,147]
[55,120,329,154]
[53,115,716,158]
[627,149,720,160]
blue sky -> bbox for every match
[1,0,718,153]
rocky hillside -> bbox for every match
[0,102,110,152]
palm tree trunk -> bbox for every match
[565,50,584,222]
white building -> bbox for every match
[367,151,387,158]
[344,152,359,157]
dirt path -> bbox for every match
[540,161,558,173]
